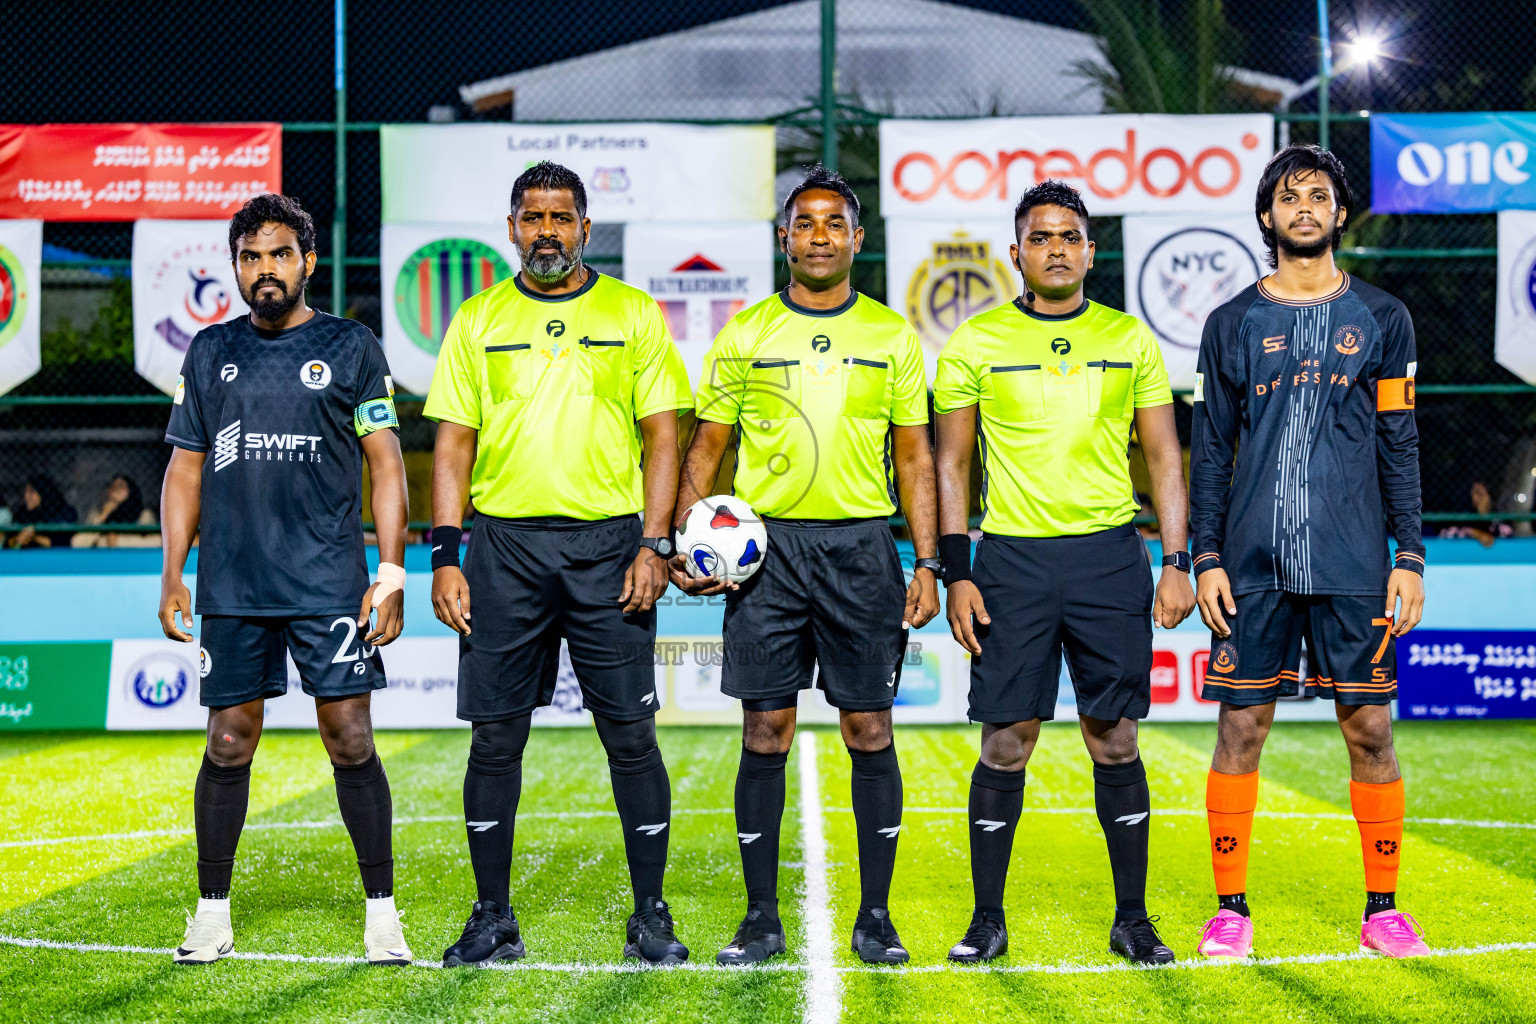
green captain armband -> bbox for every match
[354,397,399,437]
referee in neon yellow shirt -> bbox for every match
[424,162,693,967]
[933,180,1195,966]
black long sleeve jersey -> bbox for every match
[1189,274,1425,597]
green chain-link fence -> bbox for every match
[4,0,1535,540]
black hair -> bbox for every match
[1013,179,1090,239]
[19,474,74,524]
[1255,144,1353,268]
[104,474,144,525]
[227,194,316,257]
[782,163,860,229]
[510,161,588,220]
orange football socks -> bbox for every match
[1351,778,1405,896]
[1206,769,1259,897]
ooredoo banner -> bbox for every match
[0,219,42,396]
[1122,213,1267,390]
[381,123,776,226]
[380,222,521,396]
[1496,210,1536,384]
[0,123,280,221]
[879,115,1273,218]
[131,220,248,395]
[1372,113,1536,214]
[622,221,775,385]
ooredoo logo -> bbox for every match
[891,130,1263,205]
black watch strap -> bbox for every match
[639,536,674,558]
[914,557,943,576]
[1162,550,1191,572]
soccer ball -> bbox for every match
[676,495,767,584]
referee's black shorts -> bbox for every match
[968,523,1153,724]
[457,513,657,723]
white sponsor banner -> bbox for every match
[885,218,1020,382]
[0,219,41,396]
[381,123,776,225]
[380,223,521,396]
[880,115,1274,218]
[1497,210,1536,383]
[1122,213,1268,390]
[621,221,775,385]
[132,220,248,395]
[107,639,204,730]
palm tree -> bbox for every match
[1072,0,1250,114]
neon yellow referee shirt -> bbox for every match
[696,290,929,519]
[424,271,692,519]
[933,298,1172,537]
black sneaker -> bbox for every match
[1109,914,1175,965]
[717,904,787,965]
[625,897,689,965]
[948,909,1008,963]
[851,907,909,965]
[442,900,526,967]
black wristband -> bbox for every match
[430,525,463,570]
[938,533,972,587]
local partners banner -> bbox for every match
[622,221,774,385]
[880,115,1273,219]
[380,223,520,395]
[0,219,42,395]
[1122,213,1267,390]
[380,123,776,225]
[132,220,248,395]
[1372,113,1536,214]
[1496,210,1536,383]
[884,218,1019,382]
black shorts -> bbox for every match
[968,524,1153,724]
[458,513,657,723]
[198,614,385,708]
[1201,590,1397,706]
[720,518,908,712]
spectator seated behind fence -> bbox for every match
[71,474,161,548]
[6,475,77,549]
[1435,481,1514,547]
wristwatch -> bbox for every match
[639,536,674,558]
[1162,551,1191,573]
[914,557,943,576]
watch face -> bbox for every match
[648,538,674,557]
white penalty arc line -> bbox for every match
[0,934,1531,977]
[3,807,1532,852]
[798,731,840,1024]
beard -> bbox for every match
[518,236,582,284]
[1276,219,1338,260]
[243,274,307,322]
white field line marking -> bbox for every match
[0,934,1531,977]
[5,806,1531,852]
[798,732,839,1024]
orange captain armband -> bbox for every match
[1377,377,1415,412]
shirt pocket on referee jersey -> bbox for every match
[484,343,533,404]
[840,357,891,419]
[746,358,801,421]
[1087,361,1134,418]
[986,364,1045,422]
[578,338,629,401]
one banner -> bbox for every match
[621,221,775,384]
[0,123,280,221]
[1399,630,1536,719]
[1371,113,1536,214]
[884,218,1019,381]
[1122,213,1267,390]
[1496,210,1536,383]
[380,123,775,225]
[879,114,1273,219]
[0,219,42,396]
[131,220,248,395]
[380,223,520,395]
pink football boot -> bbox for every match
[1360,910,1430,958]
[1198,909,1254,959]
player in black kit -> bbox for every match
[159,194,413,965]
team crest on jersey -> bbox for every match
[1211,642,1238,675]
[1333,325,1364,355]
[300,359,332,390]
[1048,361,1081,378]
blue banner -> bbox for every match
[1371,114,1536,213]
[1399,630,1536,719]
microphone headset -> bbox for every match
[1013,254,1035,304]
[782,240,798,264]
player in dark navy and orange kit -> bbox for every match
[1188,146,1429,960]
[159,194,412,966]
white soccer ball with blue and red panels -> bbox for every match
[676,494,767,584]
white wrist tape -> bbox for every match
[370,563,406,611]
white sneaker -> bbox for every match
[174,902,233,964]
[365,900,412,965]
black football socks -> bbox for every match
[597,715,672,910]
[968,761,1026,913]
[462,715,532,909]
[848,744,903,912]
[194,752,251,898]
[1093,757,1152,923]
[735,747,789,907]
[332,752,395,898]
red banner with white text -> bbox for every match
[0,123,281,221]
